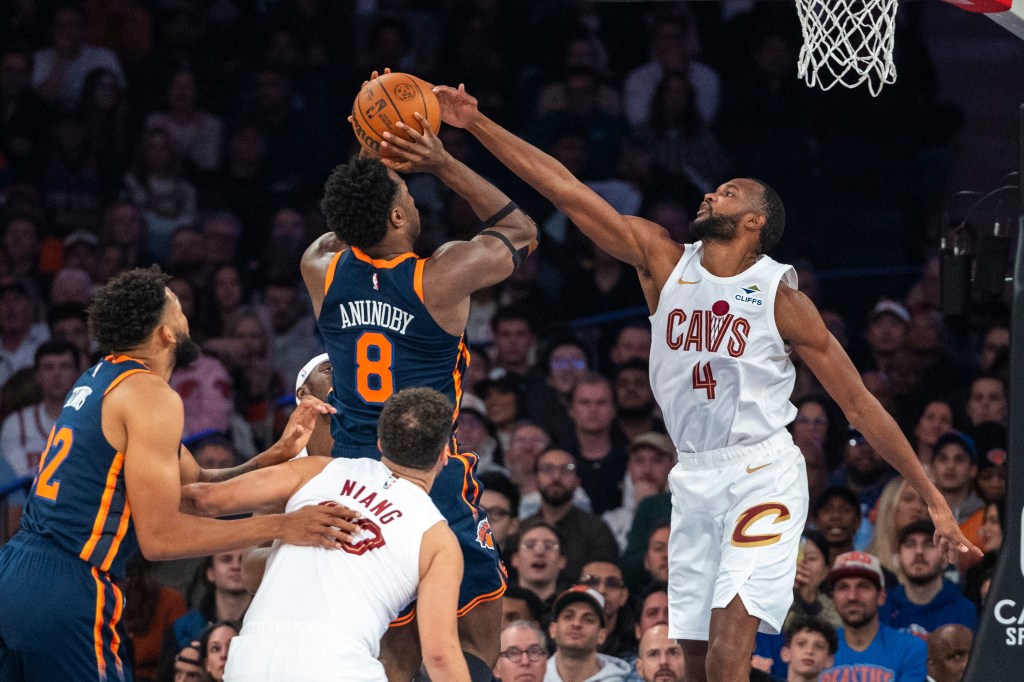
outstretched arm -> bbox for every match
[435,84,679,274]
[180,456,335,517]
[776,286,981,563]
[301,233,347,318]
[379,115,538,301]
[179,396,336,485]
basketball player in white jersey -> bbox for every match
[405,84,982,682]
[181,388,469,682]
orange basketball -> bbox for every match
[351,72,441,156]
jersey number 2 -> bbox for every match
[35,426,73,501]
[356,332,395,404]
[692,362,717,400]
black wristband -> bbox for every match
[479,229,522,270]
[481,201,520,228]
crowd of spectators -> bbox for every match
[0,1,1010,681]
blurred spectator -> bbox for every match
[964,375,1007,428]
[1,213,43,287]
[1,45,53,185]
[524,448,618,583]
[100,201,148,270]
[779,617,837,682]
[620,492,671,591]
[494,620,548,682]
[612,361,663,444]
[568,373,628,514]
[490,306,537,379]
[558,241,646,320]
[634,624,685,682]
[906,310,970,400]
[0,340,78,489]
[161,552,251,659]
[506,420,593,520]
[546,586,631,681]
[925,624,973,682]
[46,301,92,366]
[123,555,187,682]
[44,111,104,233]
[880,520,976,635]
[642,524,669,585]
[577,561,635,659]
[823,552,927,681]
[960,444,1008,562]
[63,229,101,278]
[855,299,909,374]
[790,394,842,493]
[50,266,94,304]
[120,126,198,262]
[260,207,309,282]
[603,432,674,552]
[191,435,240,471]
[0,278,49,387]
[812,487,862,565]
[931,431,983,526]
[83,0,153,63]
[911,400,954,469]
[790,532,841,629]
[262,278,323,387]
[198,263,249,340]
[79,66,127,196]
[977,323,1009,374]
[828,430,894,536]
[536,36,622,117]
[146,68,224,172]
[623,14,720,128]
[219,307,283,450]
[458,393,500,471]
[169,640,203,682]
[168,352,247,451]
[32,4,125,107]
[501,586,545,631]
[866,477,929,581]
[477,471,520,560]
[478,376,522,454]
[963,501,1003,611]
[510,520,566,607]
[632,582,669,643]
[197,620,239,682]
[199,212,241,278]
[608,324,651,367]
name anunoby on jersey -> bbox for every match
[665,308,749,357]
[340,478,403,524]
[338,300,414,335]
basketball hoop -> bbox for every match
[795,0,900,96]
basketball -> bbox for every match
[351,72,441,156]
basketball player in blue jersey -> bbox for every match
[0,267,359,682]
[427,84,980,682]
[301,117,538,680]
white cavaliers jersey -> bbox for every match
[242,458,445,661]
[649,242,798,453]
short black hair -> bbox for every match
[502,585,545,624]
[812,485,861,517]
[784,616,838,654]
[746,178,785,254]
[87,266,170,353]
[377,388,454,470]
[638,579,668,605]
[613,358,649,381]
[478,471,521,518]
[491,305,535,333]
[320,157,397,248]
[47,301,88,328]
[35,339,80,367]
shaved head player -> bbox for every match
[428,83,980,682]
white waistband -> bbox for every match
[675,430,794,471]
[241,618,368,648]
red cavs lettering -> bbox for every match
[665,308,750,357]
[339,479,404,524]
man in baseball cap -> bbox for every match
[547,586,630,681]
[820,551,926,681]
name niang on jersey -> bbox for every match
[338,300,414,335]
[340,478,404,524]
[665,308,750,357]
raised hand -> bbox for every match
[432,84,481,128]
[279,503,360,549]
[277,396,336,458]
[379,113,451,175]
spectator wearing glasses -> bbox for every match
[511,520,568,608]
[494,620,548,682]
[523,448,619,583]
[547,586,631,682]
[477,471,521,561]
[579,561,636,658]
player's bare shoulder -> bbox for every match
[624,216,683,282]
[774,282,828,347]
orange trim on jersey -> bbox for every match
[350,246,416,269]
[457,581,507,617]
[323,249,345,295]
[389,608,416,628]
[104,354,149,367]
[109,580,124,673]
[91,567,107,680]
[100,497,132,572]
[451,337,468,422]
[451,452,477,513]
[80,452,126,563]
[413,259,426,303]
[103,368,154,396]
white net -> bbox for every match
[795,0,900,96]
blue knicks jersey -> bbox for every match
[20,355,148,578]
[319,247,468,457]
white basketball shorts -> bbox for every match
[666,429,808,640]
[223,619,385,682]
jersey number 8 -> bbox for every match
[355,331,395,404]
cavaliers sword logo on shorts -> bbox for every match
[731,502,792,547]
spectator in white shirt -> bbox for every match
[0,279,50,388]
[32,5,125,107]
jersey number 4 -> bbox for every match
[692,362,717,400]
[35,426,73,501]
[356,331,395,404]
